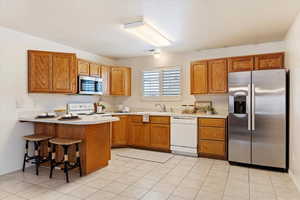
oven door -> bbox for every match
[78,76,99,95]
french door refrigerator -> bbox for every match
[228,69,288,170]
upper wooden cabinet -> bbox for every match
[208,59,228,93]
[190,59,227,94]
[190,62,208,94]
[228,56,254,72]
[89,63,101,77]
[101,65,111,95]
[28,50,77,94]
[110,67,131,96]
[78,59,90,76]
[255,52,284,70]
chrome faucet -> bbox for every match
[155,104,167,112]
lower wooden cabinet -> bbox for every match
[150,124,170,150]
[198,118,227,159]
[128,122,150,147]
[199,140,225,156]
[112,115,128,147]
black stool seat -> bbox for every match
[22,134,53,175]
[49,138,82,183]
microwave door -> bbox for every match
[79,76,96,94]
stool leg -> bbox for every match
[47,140,51,161]
[49,144,56,179]
[63,145,70,183]
[75,143,82,177]
[34,141,40,176]
[22,141,29,172]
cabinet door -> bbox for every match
[190,62,208,94]
[101,65,111,95]
[129,123,150,147]
[52,53,77,93]
[199,140,225,156]
[255,53,284,70]
[78,59,90,76]
[208,59,228,93]
[90,63,101,77]
[228,56,254,72]
[112,116,128,146]
[150,124,170,150]
[110,67,131,96]
[28,51,53,93]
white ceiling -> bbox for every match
[0,0,300,58]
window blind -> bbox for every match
[143,71,160,96]
[142,67,181,97]
[162,69,181,96]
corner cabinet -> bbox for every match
[110,67,131,96]
[28,50,77,94]
[112,115,128,147]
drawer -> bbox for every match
[199,127,225,141]
[199,140,225,156]
[130,115,143,123]
[150,116,170,124]
[199,118,225,127]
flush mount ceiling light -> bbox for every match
[123,20,171,47]
[148,49,161,58]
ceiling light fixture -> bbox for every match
[149,49,161,58]
[123,20,171,47]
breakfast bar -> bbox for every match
[19,116,119,175]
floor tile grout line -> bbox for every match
[192,159,215,200]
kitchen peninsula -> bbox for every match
[19,116,119,174]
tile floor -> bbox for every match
[0,148,299,200]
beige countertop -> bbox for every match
[19,115,120,125]
[99,112,228,119]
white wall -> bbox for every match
[285,12,300,189]
[115,41,285,114]
[0,26,116,175]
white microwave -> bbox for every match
[78,76,103,95]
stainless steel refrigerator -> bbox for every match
[228,69,288,170]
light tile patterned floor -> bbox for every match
[0,148,299,200]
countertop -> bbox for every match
[98,112,228,119]
[19,115,120,125]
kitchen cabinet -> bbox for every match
[198,118,227,160]
[190,59,227,94]
[127,115,170,151]
[208,59,228,93]
[110,67,131,96]
[255,52,284,70]
[228,56,254,72]
[52,53,77,93]
[89,63,101,77]
[150,124,170,150]
[190,61,208,94]
[129,122,150,147]
[112,115,128,147]
[101,65,111,95]
[78,59,90,76]
[28,50,77,94]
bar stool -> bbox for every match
[49,138,82,183]
[22,135,53,175]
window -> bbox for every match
[142,67,181,100]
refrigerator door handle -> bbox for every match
[247,84,251,131]
[252,84,255,130]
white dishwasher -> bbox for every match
[171,116,198,157]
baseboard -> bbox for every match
[289,170,300,191]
